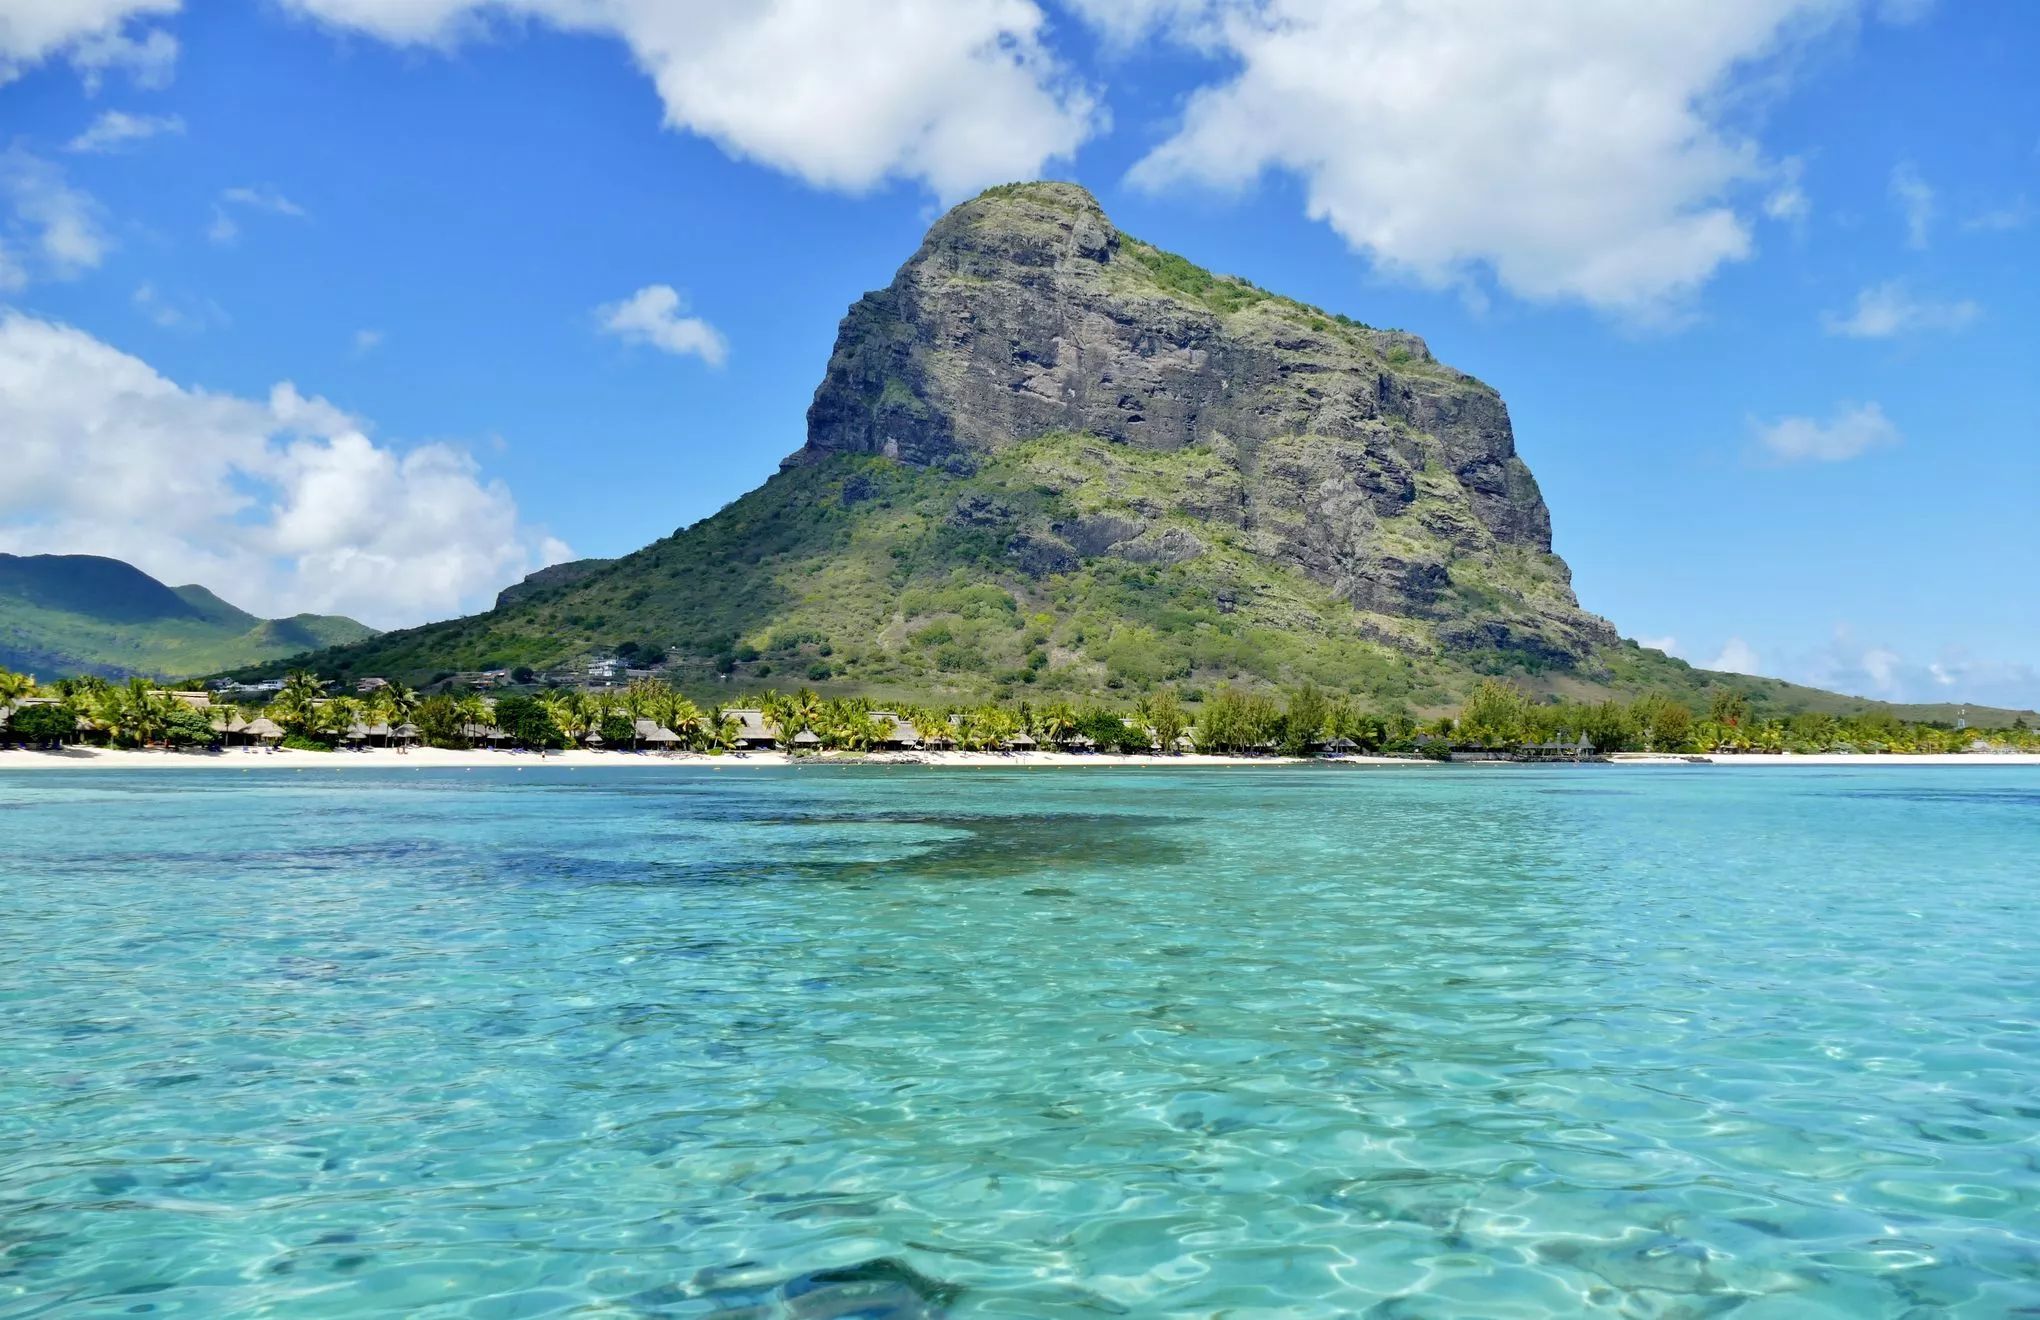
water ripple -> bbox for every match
[1,764,2037,1316]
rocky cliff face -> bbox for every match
[794,182,1613,662]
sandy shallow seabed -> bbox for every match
[1,746,2037,771]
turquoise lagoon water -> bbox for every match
[1,764,2037,1317]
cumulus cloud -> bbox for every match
[1637,635,1681,657]
[0,149,110,286]
[1890,162,1934,248]
[1821,279,1979,337]
[1708,637,1764,675]
[1753,402,1900,464]
[278,0,1098,199]
[67,109,185,153]
[1120,0,1862,315]
[208,185,308,244]
[0,310,564,627]
[0,0,180,87]
[596,284,727,365]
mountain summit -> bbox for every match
[226,183,1676,709]
[791,181,1612,665]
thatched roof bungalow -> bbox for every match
[869,711,920,749]
[634,718,681,747]
[720,709,780,749]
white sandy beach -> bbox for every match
[0,745,1340,770]
[2,745,2036,771]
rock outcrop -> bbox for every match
[792,182,1614,662]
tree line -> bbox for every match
[3,665,2032,757]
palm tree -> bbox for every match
[453,692,492,742]
[540,690,591,744]
[0,668,36,707]
[383,682,420,727]
[667,695,706,748]
[98,678,176,746]
[271,671,327,739]
[1037,702,1078,747]
[321,695,363,743]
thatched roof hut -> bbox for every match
[634,719,680,745]
[792,728,822,747]
[244,717,284,740]
[1005,732,1037,750]
[870,711,920,748]
[720,708,780,748]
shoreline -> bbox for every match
[2,746,2037,771]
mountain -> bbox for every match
[0,553,378,680]
[208,182,2019,723]
[495,558,615,610]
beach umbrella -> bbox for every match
[244,717,284,741]
[584,731,604,746]
[393,723,420,742]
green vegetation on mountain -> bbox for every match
[0,553,377,680]
[209,183,2030,726]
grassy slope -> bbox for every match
[1,600,377,680]
[220,443,2032,725]
[1,594,377,680]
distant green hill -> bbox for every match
[0,553,378,680]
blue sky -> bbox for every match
[0,0,2034,708]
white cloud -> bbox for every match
[131,281,224,331]
[1820,279,1979,338]
[596,284,727,365]
[0,0,179,87]
[1770,625,2040,711]
[0,310,563,627]
[1763,184,1810,224]
[1638,635,1682,657]
[279,0,1098,200]
[1961,198,2032,233]
[0,148,110,282]
[352,328,383,353]
[1709,637,1764,675]
[208,185,308,244]
[1119,0,1865,316]
[1753,401,1900,464]
[1890,162,1934,248]
[221,185,306,216]
[67,109,185,152]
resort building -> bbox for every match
[719,709,781,749]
